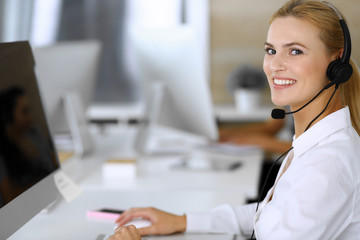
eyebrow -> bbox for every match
[264,41,308,49]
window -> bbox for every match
[0,0,208,105]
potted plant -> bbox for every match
[226,64,267,112]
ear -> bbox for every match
[329,50,343,63]
[338,49,344,59]
[333,49,344,60]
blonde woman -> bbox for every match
[109,1,360,239]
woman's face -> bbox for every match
[263,16,335,109]
[13,95,32,132]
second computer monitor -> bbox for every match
[132,26,218,141]
[32,40,102,156]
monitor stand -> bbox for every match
[63,91,94,158]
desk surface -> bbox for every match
[10,189,245,240]
[10,125,261,240]
[76,125,262,198]
[81,155,262,198]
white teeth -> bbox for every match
[274,79,296,85]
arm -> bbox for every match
[219,118,286,139]
[219,118,291,154]
[186,203,257,236]
[115,204,257,237]
[237,135,292,154]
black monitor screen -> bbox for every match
[0,41,59,208]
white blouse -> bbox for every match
[186,107,360,239]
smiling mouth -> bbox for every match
[274,79,296,86]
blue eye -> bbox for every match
[290,49,303,55]
[265,48,276,55]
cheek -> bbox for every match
[263,59,272,85]
[299,61,328,87]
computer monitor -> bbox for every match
[32,40,102,156]
[131,26,218,145]
[0,41,60,239]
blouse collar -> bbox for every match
[292,106,352,159]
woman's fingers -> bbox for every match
[137,225,158,236]
[108,225,141,240]
[116,208,150,225]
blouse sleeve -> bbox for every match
[186,202,257,236]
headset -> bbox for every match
[252,2,353,239]
[325,2,353,88]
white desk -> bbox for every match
[10,189,245,240]
[9,124,262,240]
[80,125,263,199]
[80,155,262,199]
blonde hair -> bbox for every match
[270,0,360,135]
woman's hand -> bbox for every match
[108,225,141,240]
[115,207,186,236]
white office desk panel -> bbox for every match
[10,189,245,240]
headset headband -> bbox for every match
[322,1,351,64]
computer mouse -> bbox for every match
[114,218,152,230]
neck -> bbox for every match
[293,87,342,138]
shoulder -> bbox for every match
[296,136,360,188]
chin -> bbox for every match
[271,96,289,107]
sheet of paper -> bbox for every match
[54,170,82,202]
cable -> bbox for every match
[304,84,339,132]
[249,147,293,240]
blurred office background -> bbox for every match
[0,0,359,108]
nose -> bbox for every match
[270,54,287,72]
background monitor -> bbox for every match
[32,40,102,156]
[0,41,60,239]
[131,26,218,143]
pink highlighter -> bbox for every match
[86,208,124,220]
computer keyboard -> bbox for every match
[96,234,110,240]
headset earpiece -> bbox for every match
[326,58,353,86]
[326,58,341,81]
